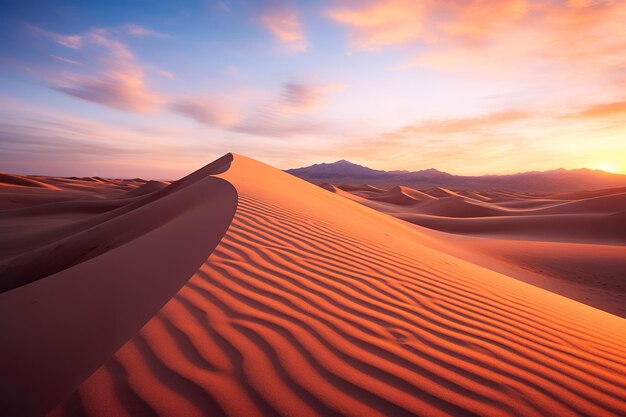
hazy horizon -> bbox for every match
[7,155,626,180]
[1,0,625,178]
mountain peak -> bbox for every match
[331,159,356,165]
[287,159,385,179]
[286,160,626,192]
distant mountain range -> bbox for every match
[286,160,626,192]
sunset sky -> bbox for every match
[1,0,625,178]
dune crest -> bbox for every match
[49,155,626,417]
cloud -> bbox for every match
[347,110,534,159]
[170,97,239,126]
[384,111,530,137]
[22,23,338,139]
[54,34,82,49]
[280,82,343,113]
[230,81,342,137]
[121,24,171,38]
[327,111,534,171]
[326,0,432,49]
[334,103,626,175]
[54,71,164,114]
[570,101,626,119]
[435,0,527,41]
[337,110,559,174]
[50,55,81,65]
[0,121,138,159]
[260,2,307,52]
[0,98,212,178]
[327,0,626,87]
[169,81,341,137]
[233,118,326,137]
[326,0,525,49]
[29,25,165,114]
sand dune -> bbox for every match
[413,197,505,218]
[396,212,626,244]
[34,155,626,417]
[337,184,386,193]
[422,187,460,198]
[535,192,626,215]
[413,230,626,318]
[122,180,170,198]
[552,187,626,200]
[0,155,237,416]
[0,172,58,189]
[366,186,422,205]
[363,186,436,206]
[323,182,626,317]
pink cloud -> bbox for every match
[280,82,343,113]
[380,110,531,141]
[170,97,239,126]
[56,34,82,49]
[328,0,626,86]
[121,24,171,38]
[30,25,164,114]
[326,0,431,49]
[568,100,626,119]
[260,3,307,52]
[54,71,164,114]
[170,81,341,137]
[326,1,535,50]
[49,55,82,65]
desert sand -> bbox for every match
[323,183,626,317]
[1,154,625,416]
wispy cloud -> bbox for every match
[49,55,81,65]
[260,2,307,52]
[28,25,167,113]
[334,102,626,174]
[384,111,531,137]
[326,0,431,49]
[54,72,163,114]
[337,110,553,173]
[569,100,626,119]
[327,0,626,86]
[169,97,239,126]
[280,82,343,113]
[232,81,341,137]
[0,98,215,178]
[170,81,341,138]
[21,22,341,137]
[121,24,172,38]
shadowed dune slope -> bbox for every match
[337,184,386,193]
[0,155,238,417]
[365,186,435,206]
[0,172,58,189]
[396,213,626,245]
[52,155,626,417]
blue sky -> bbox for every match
[1,0,625,178]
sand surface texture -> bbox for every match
[36,155,626,417]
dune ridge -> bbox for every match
[0,172,58,189]
[50,155,626,417]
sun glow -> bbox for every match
[588,162,619,173]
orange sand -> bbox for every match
[0,155,625,416]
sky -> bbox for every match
[1,0,625,178]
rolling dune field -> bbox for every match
[35,155,626,417]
